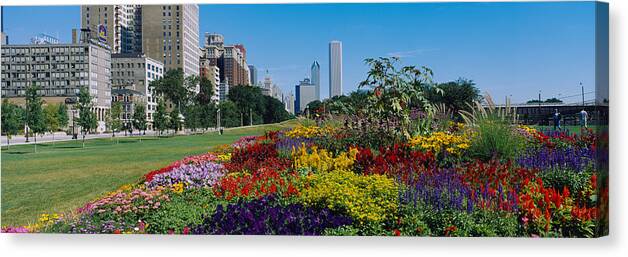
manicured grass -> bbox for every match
[1,120,298,226]
[532,125,606,135]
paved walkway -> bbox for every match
[0,126,265,146]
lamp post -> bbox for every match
[216,107,221,135]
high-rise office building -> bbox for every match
[1,36,112,132]
[295,78,316,114]
[111,53,164,130]
[248,65,257,85]
[199,48,221,102]
[284,92,295,115]
[201,33,249,86]
[81,5,142,54]
[141,4,200,78]
[328,40,343,98]
[311,61,320,100]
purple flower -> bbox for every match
[146,161,225,189]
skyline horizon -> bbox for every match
[2,2,604,104]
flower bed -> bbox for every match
[2,124,608,237]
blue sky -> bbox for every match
[2,2,600,103]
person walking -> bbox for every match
[579,109,588,128]
[553,109,562,131]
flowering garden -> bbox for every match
[1,120,608,237]
[1,58,608,237]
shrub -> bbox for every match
[538,169,592,196]
[468,116,525,161]
[401,206,520,237]
[299,169,398,224]
[144,188,222,234]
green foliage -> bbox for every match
[108,101,123,135]
[77,87,98,137]
[25,84,46,137]
[169,108,182,132]
[468,114,525,161]
[228,85,266,126]
[195,77,215,106]
[1,99,24,144]
[57,104,69,129]
[425,78,482,116]
[461,95,523,161]
[405,207,520,237]
[133,103,148,133]
[149,69,197,110]
[218,100,243,128]
[262,95,292,124]
[153,99,169,135]
[358,57,437,139]
[144,188,223,234]
[43,104,60,133]
[539,169,592,194]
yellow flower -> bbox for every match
[409,131,471,156]
[285,125,337,139]
[217,153,232,162]
[299,169,398,224]
[292,144,358,173]
[171,182,184,194]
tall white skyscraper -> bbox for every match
[311,61,320,100]
[328,41,343,98]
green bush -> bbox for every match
[143,188,223,234]
[539,169,592,194]
[468,115,525,161]
[402,206,521,237]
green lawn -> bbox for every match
[1,120,298,226]
[532,125,606,135]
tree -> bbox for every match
[228,85,265,126]
[217,100,240,128]
[425,78,482,116]
[108,101,123,138]
[133,103,148,136]
[358,57,437,139]
[77,87,98,148]
[154,99,169,136]
[169,108,182,134]
[545,98,563,104]
[24,84,46,147]
[195,77,215,106]
[43,104,61,145]
[1,99,24,149]
[150,69,198,112]
[57,103,69,130]
[306,100,323,115]
[184,105,201,132]
[262,95,292,124]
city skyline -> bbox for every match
[2,2,600,103]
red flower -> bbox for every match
[393,229,401,236]
[444,225,457,236]
[113,229,121,234]
[183,227,190,235]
